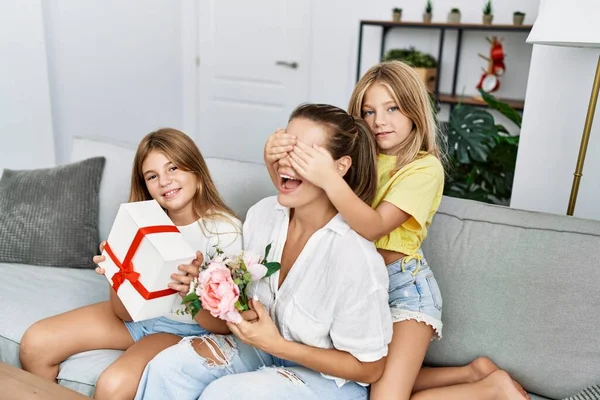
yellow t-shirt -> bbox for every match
[372,152,444,257]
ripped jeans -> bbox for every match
[134,334,368,400]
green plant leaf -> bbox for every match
[189,298,202,318]
[264,261,281,277]
[478,90,522,128]
[495,124,509,135]
[264,243,272,260]
[181,292,198,304]
[446,105,497,163]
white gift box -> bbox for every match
[98,200,196,322]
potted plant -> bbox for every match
[482,0,493,25]
[384,47,438,92]
[448,8,461,24]
[442,90,522,205]
[423,0,433,23]
[513,11,526,25]
[392,8,402,22]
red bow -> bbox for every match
[104,225,180,300]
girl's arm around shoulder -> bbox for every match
[326,158,443,241]
[325,174,410,241]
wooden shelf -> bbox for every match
[437,94,525,110]
[361,20,533,32]
[356,19,532,111]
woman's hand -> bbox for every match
[169,251,204,297]
[94,241,107,275]
[227,299,285,354]
[265,129,297,165]
[289,141,339,189]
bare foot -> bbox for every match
[469,356,499,382]
[510,378,530,399]
[486,370,529,400]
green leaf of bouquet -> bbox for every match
[190,299,203,318]
[264,261,282,277]
[182,292,198,304]
[264,243,272,260]
[235,300,246,311]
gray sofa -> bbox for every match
[1,137,599,399]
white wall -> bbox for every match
[0,1,55,172]
[511,45,600,220]
[309,0,540,115]
[41,0,191,164]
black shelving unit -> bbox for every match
[356,20,533,110]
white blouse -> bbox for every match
[244,197,393,384]
[166,214,243,323]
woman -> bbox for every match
[134,104,393,399]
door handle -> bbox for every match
[275,61,298,69]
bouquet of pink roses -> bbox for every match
[181,244,280,323]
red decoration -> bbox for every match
[476,36,506,93]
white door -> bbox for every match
[195,0,311,163]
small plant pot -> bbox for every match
[448,12,461,24]
[513,14,525,25]
[393,11,402,22]
[483,14,493,24]
[423,12,432,23]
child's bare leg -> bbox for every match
[411,370,528,400]
[370,320,434,400]
[20,301,134,380]
[95,333,181,400]
[414,357,529,398]
[413,356,499,392]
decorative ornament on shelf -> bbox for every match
[513,11,526,25]
[448,8,461,23]
[476,36,505,95]
[392,8,402,22]
[423,0,433,23]
[482,0,493,25]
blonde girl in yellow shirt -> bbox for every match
[264,61,528,400]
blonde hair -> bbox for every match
[348,60,446,172]
[130,128,237,222]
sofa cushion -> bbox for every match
[0,157,105,269]
[71,137,136,241]
[422,196,600,399]
[70,137,276,233]
[205,157,276,220]
[0,262,121,397]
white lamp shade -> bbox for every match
[527,0,600,48]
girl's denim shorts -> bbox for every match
[124,316,209,342]
[387,251,443,339]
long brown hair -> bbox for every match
[289,104,378,205]
[130,128,236,220]
[348,60,446,172]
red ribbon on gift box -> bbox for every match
[104,225,180,300]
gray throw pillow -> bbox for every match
[0,157,106,269]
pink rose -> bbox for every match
[197,263,242,323]
[243,251,268,281]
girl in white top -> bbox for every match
[19,128,242,400]
[133,104,393,400]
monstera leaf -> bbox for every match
[479,89,522,128]
[446,105,497,163]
